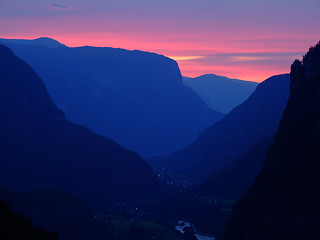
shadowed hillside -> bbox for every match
[0,187,109,240]
[0,44,172,206]
[151,74,290,184]
[0,198,57,240]
[225,42,320,240]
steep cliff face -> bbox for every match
[224,42,320,240]
[0,44,172,205]
[0,38,223,157]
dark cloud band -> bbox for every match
[50,3,69,9]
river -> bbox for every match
[175,221,215,240]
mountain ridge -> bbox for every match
[183,74,258,113]
[0,38,223,157]
[0,37,66,48]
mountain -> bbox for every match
[225,42,320,240]
[0,198,57,240]
[0,38,223,157]
[183,74,258,113]
[0,37,66,48]
[0,44,172,205]
[194,135,274,199]
[151,74,290,184]
[0,187,108,240]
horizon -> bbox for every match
[1,0,319,82]
[0,36,264,82]
[0,35,297,83]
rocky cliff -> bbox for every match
[224,42,320,240]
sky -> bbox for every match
[1,0,320,82]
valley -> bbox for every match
[0,39,319,240]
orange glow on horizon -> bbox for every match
[169,56,204,61]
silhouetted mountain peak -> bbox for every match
[290,42,320,97]
[193,73,245,81]
[0,37,66,48]
[33,37,66,48]
[225,41,320,240]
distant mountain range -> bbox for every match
[0,38,223,157]
[0,44,172,205]
[225,42,320,240]
[183,74,258,113]
[150,74,290,184]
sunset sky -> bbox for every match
[1,0,319,82]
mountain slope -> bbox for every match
[151,74,290,184]
[0,44,172,205]
[195,135,274,199]
[183,74,258,113]
[225,42,320,240]
[0,198,57,240]
[0,38,223,157]
[0,187,108,240]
